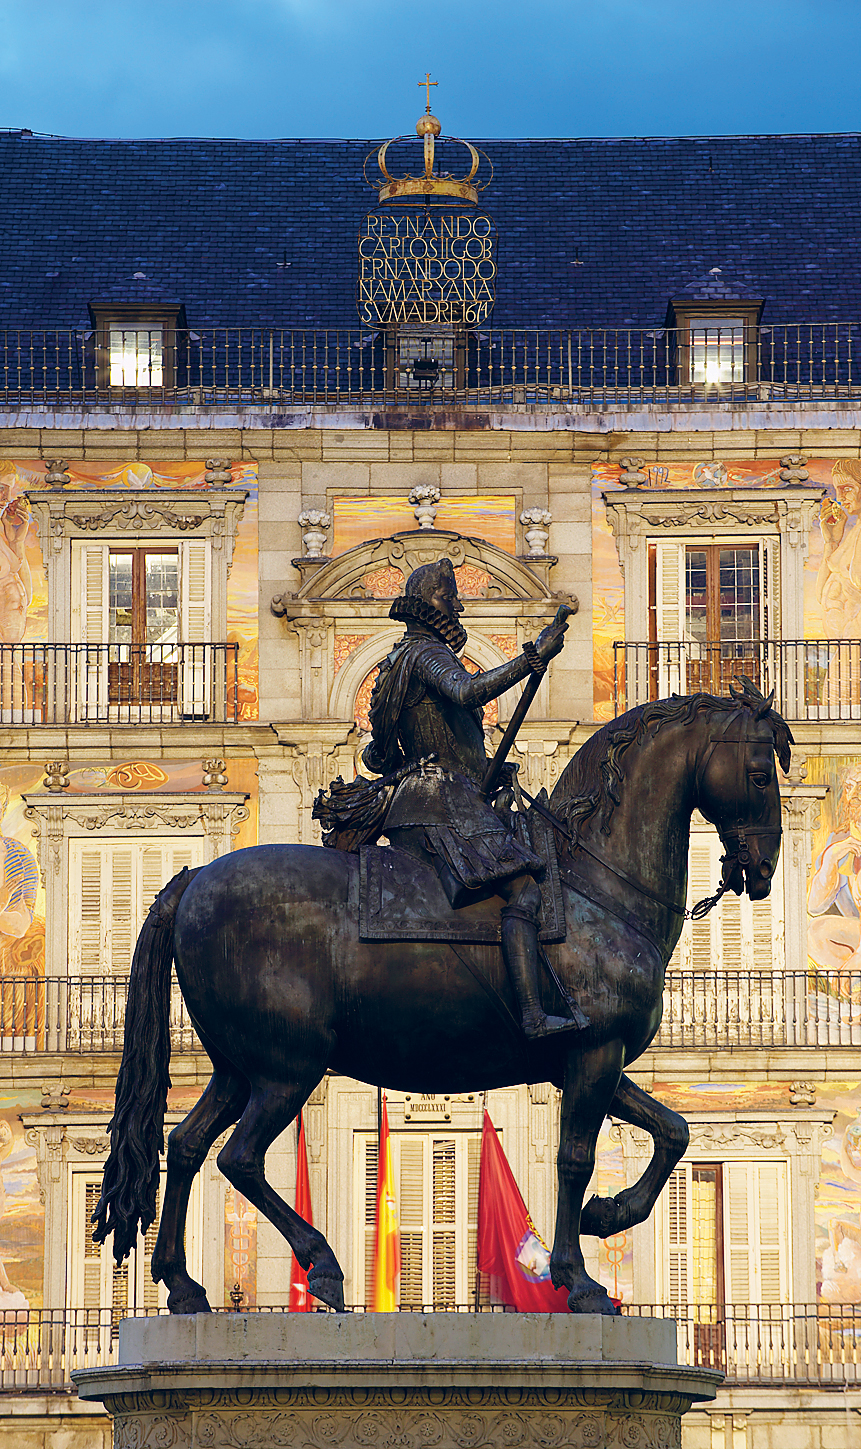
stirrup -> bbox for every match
[522,1009,587,1040]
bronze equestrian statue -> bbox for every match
[93,560,791,1317]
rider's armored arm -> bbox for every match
[413,643,536,710]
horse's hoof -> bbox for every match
[308,1268,345,1312]
[167,1289,211,1315]
[566,1284,620,1316]
[581,1194,619,1238]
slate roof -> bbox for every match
[1,131,859,330]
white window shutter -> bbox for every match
[671,821,783,980]
[110,848,135,974]
[70,847,103,974]
[399,1136,425,1308]
[71,838,204,977]
[361,1136,378,1309]
[654,542,687,695]
[72,543,110,720]
[760,537,780,642]
[665,1165,692,1305]
[724,1161,789,1307]
[432,1138,457,1307]
[179,540,211,716]
[655,542,686,641]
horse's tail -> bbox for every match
[91,864,201,1262]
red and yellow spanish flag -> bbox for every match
[371,1093,400,1310]
[288,1112,313,1311]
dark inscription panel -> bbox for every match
[358,211,498,325]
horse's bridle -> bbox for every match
[521,703,782,923]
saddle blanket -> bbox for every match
[358,806,565,944]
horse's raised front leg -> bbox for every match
[580,1073,689,1238]
[217,1080,345,1312]
[549,1039,623,1315]
[151,1067,250,1313]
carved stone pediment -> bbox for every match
[26,488,248,548]
[272,529,563,616]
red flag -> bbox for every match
[477,1109,569,1312]
[372,1093,401,1309]
[289,1112,313,1311]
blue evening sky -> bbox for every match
[0,0,859,140]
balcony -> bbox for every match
[0,1304,856,1392]
[656,970,861,1049]
[1,323,859,409]
[0,975,200,1053]
[0,642,239,724]
[3,970,856,1056]
[626,1303,861,1385]
[614,639,861,721]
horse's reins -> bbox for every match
[518,705,781,924]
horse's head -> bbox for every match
[696,677,792,903]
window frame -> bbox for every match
[668,300,763,389]
[88,301,186,392]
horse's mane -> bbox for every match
[549,687,793,840]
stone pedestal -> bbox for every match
[73,1312,721,1449]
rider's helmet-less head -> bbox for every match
[390,559,468,652]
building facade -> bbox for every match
[0,119,859,1447]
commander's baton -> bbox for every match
[481,602,576,799]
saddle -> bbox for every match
[358,798,566,944]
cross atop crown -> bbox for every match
[418,72,438,114]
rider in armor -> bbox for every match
[363,557,582,1040]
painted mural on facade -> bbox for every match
[0,459,259,720]
[332,495,517,556]
[0,1087,43,1313]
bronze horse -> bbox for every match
[93,679,790,1315]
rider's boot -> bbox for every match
[501,903,586,1039]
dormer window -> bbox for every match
[88,301,185,391]
[667,283,763,390]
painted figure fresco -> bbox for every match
[816,1082,861,1304]
[816,461,861,640]
[808,765,861,982]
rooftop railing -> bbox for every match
[3,970,856,1055]
[0,642,239,724]
[614,639,861,721]
[1,1304,857,1392]
[1,324,860,408]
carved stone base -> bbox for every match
[73,1312,720,1449]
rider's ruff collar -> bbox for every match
[389,594,468,654]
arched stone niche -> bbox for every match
[271,529,575,725]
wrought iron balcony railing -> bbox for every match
[657,970,861,1049]
[0,975,200,1053]
[1,323,860,407]
[625,1303,861,1385]
[0,642,239,724]
[2,970,856,1055]
[614,639,861,721]
[0,1304,857,1391]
